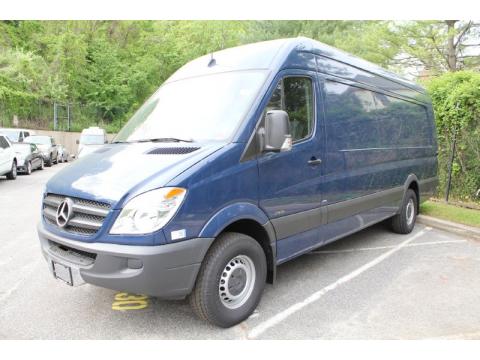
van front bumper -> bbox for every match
[38,223,214,299]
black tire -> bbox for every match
[46,155,52,167]
[391,189,417,234]
[189,232,267,328]
[26,161,32,175]
[6,160,17,180]
[39,158,44,170]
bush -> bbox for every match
[425,71,480,203]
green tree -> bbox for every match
[426,71,480,201]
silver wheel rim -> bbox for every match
[406,198,415,226]
[27,162,31,173]
[218,254,256,309]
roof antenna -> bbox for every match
[208,52,216,67]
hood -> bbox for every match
[13,143,30,155]
[37,144,50,152]
[46,142,225,208]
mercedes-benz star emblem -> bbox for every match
[56,198,74,228]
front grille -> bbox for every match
[43,193,111,236]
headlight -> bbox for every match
[110,187,186,234]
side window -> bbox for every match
[0,136,10,149]
[324,81,379,150]
[264,76,314,142]
[18,132,23,142]
[30,144,36,152]
[24,132,30,138]
[373,93,431,147]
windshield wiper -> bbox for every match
[131,137,194,143]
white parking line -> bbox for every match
[247,228,431,339]
[309,239,466,254]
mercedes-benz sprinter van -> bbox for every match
[38,37,438,327]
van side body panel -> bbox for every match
[263,42,438,264]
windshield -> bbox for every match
[25,136,50,145]
[114,71,267,143]
[0,130,19,142]
[80,135,105,145]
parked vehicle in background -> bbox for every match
[57,145,70,163]
[37,38,438,328]
[0,134,17,180]
[77,127,107,159]
[13,143,44,175]
[0,128,35,143]
[24,135,58,167]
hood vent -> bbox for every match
[146,147,200,155]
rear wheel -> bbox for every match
[391,189,417,234]
[6,161,17,180]
[45,154,52,167]
[189,232,267,328]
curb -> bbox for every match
[417,214,480,241]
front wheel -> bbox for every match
[6,161,17,180]
[189,232,267,328]
[25,161,32,175]
[390,189,417,234]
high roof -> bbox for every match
[166,37,426,99]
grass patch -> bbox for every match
[420,201,480,228]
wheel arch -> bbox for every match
[403,174,420,212]
[199,203,277,284]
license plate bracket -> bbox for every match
[52,261,73,286]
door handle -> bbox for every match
[308,157,322,166]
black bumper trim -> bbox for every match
[38,223,214,299]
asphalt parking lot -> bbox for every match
[1,164,480,339]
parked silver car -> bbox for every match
[24,135,58,167]
[57,145,70,163]
[13,142,45,174]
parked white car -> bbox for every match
[0,134,18,180]
[77,126,107,159]
[0,128,36,143]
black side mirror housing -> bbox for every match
[263,110,292,152]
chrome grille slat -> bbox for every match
[43,197,62,208]
[68,217,102,230]
[43,206,57,220]
[42,193,111,236]
[72,203,109,217]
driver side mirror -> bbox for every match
[262,110,292,152]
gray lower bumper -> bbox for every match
[38,223,214,299]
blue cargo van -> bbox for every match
[38,37,438,327]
